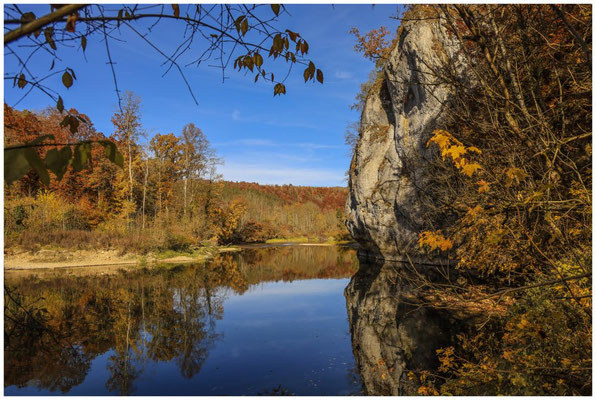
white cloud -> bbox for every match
[334,70,353,79]
[232,109,241,120]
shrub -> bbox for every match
[162,231,193,252]
[233,221,281,243]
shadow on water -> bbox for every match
[4,246,360,396]
[344,256,475,396]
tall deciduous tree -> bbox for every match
[112,91,142,206]
[181,123,214,219]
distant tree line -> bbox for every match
[5,94,348,252]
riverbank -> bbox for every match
[3,246,242,271]
[3,240,358,271]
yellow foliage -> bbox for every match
[461,162,482,177]
[477,180,490,193]
[419,230,453,251]
[417,385,439,396]
[427,129,483,178]
[504,167,528,186]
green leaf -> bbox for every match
[171,4,180,18]
[17,74,26,88]
[29,134,55,145]
[271,4,280,16]
[81,35,87,52]
[24,147,50,186]
[62,71,73,89]
[57,96,64,113]
[45,146,72,181]
[99,140,124,168]
[72,142,91,172]
[316,69,324,84]
[4,148,31,185]
[60,115,79,134]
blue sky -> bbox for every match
[4,4,402,186]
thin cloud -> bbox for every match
[215,139,276,147]
[334,70,353,79]
[220,163,346,186]
[215,139,345,150]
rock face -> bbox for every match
[344,258,467,395]
[345,7,462,261]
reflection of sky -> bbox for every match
[226,278,348,301]
[5,277,361,396]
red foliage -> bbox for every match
[227,181,347,210]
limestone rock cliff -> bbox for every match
[346,7,463,261]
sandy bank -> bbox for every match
[4,247,242,271]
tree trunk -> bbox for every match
[142,156,148,229]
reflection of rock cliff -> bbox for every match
[345,6,464,261]
[345,258,468,395]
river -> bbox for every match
[5,245,468,396]
[5,245,363,396]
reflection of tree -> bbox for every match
[106,294,141,395]
[106,350,138,395]
[4,286,92,393]
[4,267,226,393]
[5,246,359,393]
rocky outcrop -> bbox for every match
[344,258,469,395]
[346,7,463,261]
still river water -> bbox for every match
[5,245,366,395]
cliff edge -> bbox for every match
[346,6,463,261]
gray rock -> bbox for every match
[346,8,464,261]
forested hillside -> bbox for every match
[4,100,349,254]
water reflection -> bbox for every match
[5,246,359,395]
[345,258,470,396]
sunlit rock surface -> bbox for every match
[345,6,464,261]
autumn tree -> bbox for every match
[180,123,216,220]
[112,91,142,206]
[362,4,592,395]
[150,133,182,216]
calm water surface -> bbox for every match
[5,246,363,395]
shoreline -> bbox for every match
[4,241,358,272]
[3,246,242,272]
